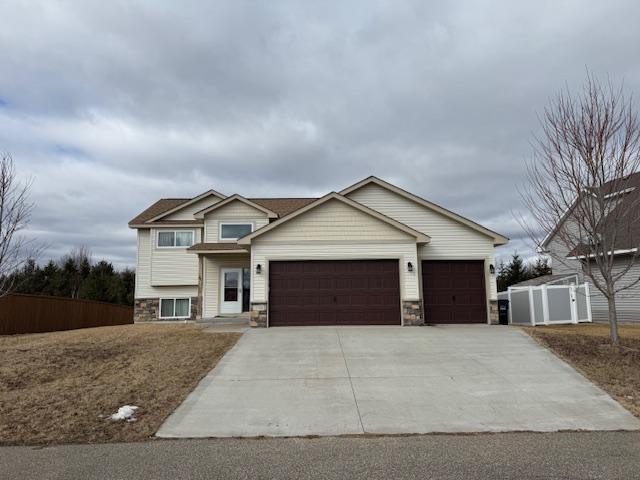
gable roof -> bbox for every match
[129,198,189,226]
[145,189,227,223]
[340,176,509,246]
[249,198,318,217]
[540,171,640,252]
[129,195,318,228]
[237,192,431,245]
[509,274,578,288]
[193,194,278,219]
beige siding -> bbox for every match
[204,200,269,242]
[256,199,414,243]
[134,229,198,298]
[163,195,222,220]
[202,254,251,317]
[346,183,498,299]
[149,228,200,286]
[250,242,419,303]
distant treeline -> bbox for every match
[496,253,552,292]
[6,247,135,306]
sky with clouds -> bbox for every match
[2,0,639,268]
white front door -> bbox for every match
[220,268,243,314]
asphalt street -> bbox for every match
[2,432,640,480]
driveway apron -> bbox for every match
[157,326,640,437]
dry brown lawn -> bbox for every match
[0,324,241,445]
[524,323,640,417]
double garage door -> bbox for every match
[269,260,400,326]
[268,259,486,326]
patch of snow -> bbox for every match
[109,405,139,421]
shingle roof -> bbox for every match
[543,171,640,255]
[129,196,318,227]
[187,243,248,252]
[249,198,318,217]
[567,172,640,255]
[128,198,189,225]
[510,274,576,288]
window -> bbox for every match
[157,230,194,248]
[159,298,191,318]
[219,223,253,240]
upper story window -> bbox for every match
[219,222,253,240]
[157,230,194,248]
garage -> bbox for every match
[268,260,401,326]
[422,260,486,324]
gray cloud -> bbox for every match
[1,0,640,267]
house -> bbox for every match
[128,176,508,326]
[540,172,640,323]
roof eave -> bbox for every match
[193,194,279,219]
[237,192,432,245]
[340,176,509,245]
[146,189,227,223]
[128,222,204,229]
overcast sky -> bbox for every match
[2,1,640,268]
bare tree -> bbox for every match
[0,154,38,296]
[61,245,92,298]
[520,73,640,345]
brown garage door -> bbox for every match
[269,260,400,326]
[422,260,486,324]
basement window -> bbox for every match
[159,298,191,319]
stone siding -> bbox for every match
[402,300,424,326]
[489,299,498,325]
[250,302,268,328]
[134,297,199,322]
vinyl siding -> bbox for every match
[204,200,269,242]
[149,228,200,286]
[134,229,198,298]
[163,195,223,220]
[581,260,640,323]
[250,242,420,303]
[346,183,498,299]
[547,231,640,323]
[255,199,414,243]
[202,254,251,317]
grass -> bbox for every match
[0,324,241,445]
[524,323,640,417]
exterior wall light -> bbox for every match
[489,264,495,274]
[256,264,262,274]
[407,262,414,272]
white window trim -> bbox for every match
[219,222,254,241]
[156,229,195,249]
[158,297,192,319]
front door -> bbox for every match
[220,268,243,314]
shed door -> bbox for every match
[422,260,486,324]
[269,260,401,326]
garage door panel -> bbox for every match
[422,260,486,324]
[269,260,401,326]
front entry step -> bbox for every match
[197,315,250,325]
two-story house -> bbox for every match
[541,172,640,323]
[128,176,508,327]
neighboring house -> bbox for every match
[507,274,579,289]
[128,176,508,327]
[541,172,640,323]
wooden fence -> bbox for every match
[0,293,133,335]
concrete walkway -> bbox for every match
[157,326,640,437]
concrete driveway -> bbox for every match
[157,326,640,437]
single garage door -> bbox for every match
[269,260,401,326]
[422,260,486,324]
